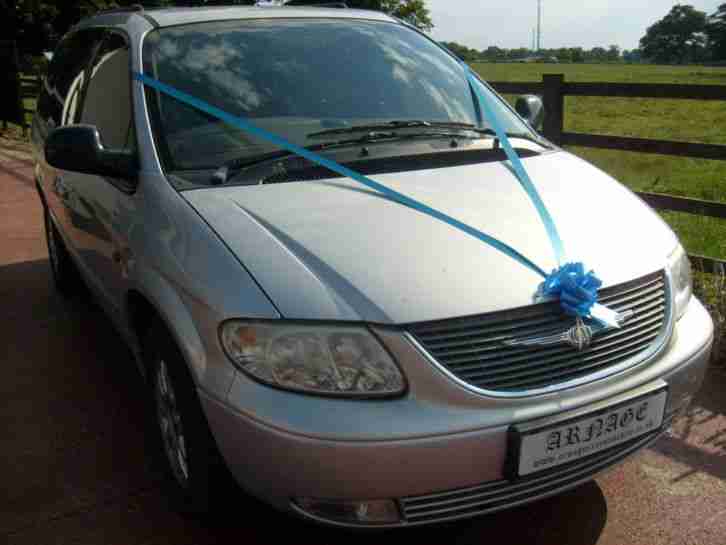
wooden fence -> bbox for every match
[491,74,726,273]
[11,73,726,272]
[17,74,40,132]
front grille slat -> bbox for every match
[598,281,664,308]
[438,308,664,373]
[424,288,665,355]
[459,323,662,385]
[408,271,669,394]
[437,306,664,368]
[413,276,665,338]
[419,313,570,345]
[400,426,666,524]
[482,344,651,390]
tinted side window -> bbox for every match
[37,29,104,130]
[80,33,135,151]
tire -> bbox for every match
[145,321,233,514]
[43,207,82,295]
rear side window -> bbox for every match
[36,29,104,130]
[80,33,135,152]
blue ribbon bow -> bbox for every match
[540,263,601,317]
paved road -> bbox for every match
[2,137,725,545]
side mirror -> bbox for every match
[515,95,544,131]
[44,124,138,180]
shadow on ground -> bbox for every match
[652,367,726,484]
[189,481,607,545]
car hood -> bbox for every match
[183,151,677,324]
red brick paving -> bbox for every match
[1,136,725,544]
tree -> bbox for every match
[6,0,432,59]
[554,48,572,63]
[287,0,433,31]
[639,4,708,64]
[606,44,621,62]
[482,45,505,62]
[382,0,432,31]
[440,41,478,61]
[623,48,642,63]
[707,3,726,61]
[587,46,608,62]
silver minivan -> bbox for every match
[32,5,713,528]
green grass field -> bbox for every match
[472,63,726,261]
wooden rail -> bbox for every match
[19,75,39,119]
[2,74,40,132]
[489,74,726,271]
[560,133,726,161]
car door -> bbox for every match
[60,30,138,316]
[35,29,104,253]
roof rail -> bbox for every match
[284,1,348,7]
[96,4,144,15]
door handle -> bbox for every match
[53,176,69,200]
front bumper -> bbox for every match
[200,297,713,527]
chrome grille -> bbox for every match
[408,271,669,394]
[400,424,666,525]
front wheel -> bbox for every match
[146,322,233,514]
[44,208,81,294]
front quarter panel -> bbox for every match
[128,26,279,399]
[126,171,280,400]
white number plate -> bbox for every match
[515,389,667,477]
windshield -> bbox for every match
[142,18,536,174]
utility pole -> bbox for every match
[537,0,542,52]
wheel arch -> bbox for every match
[35,179,48,209]
[123,267,208,388]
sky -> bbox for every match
[428,0,723,51]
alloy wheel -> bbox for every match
[155,359,190,487]
[46,212,60,276]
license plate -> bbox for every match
[511,389,668,478]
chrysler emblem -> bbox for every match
[503,311,634,351]
[566,318,593,351]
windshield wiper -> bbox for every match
[308,121,551,148]
[210,127,550,185]
[487,130,552,147]
[210,130,481,185]
[307,120,491,139]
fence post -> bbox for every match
[0,40,23,132]
[542,74,564,144]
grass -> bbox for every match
[472,62,726,260]
[693,267,726,366]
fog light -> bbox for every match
[295,498,401,525]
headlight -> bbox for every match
[219,321,406,397]
[667,244,692,320]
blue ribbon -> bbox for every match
[133,70,620,329]
[464,70,566,266]
[134,71,545,278]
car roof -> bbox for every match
[75,6,396,32]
